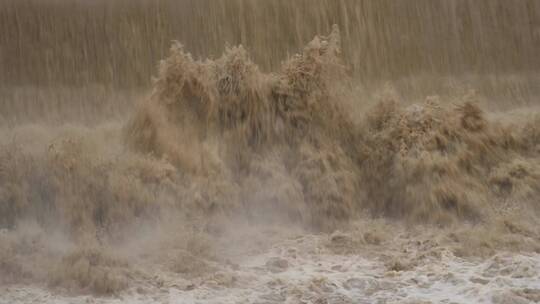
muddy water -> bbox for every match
[1,1,540,304]
[2,226,540,303]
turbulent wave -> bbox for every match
[1,27,540,295]
[125,25,540,226]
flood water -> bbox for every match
[1,1,540,303]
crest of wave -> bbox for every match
[359,91,540,224]
[125,25,359,229]
[126,24,540,228]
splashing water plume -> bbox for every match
[1,1,540,303]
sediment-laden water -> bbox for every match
[1,2,540,303]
